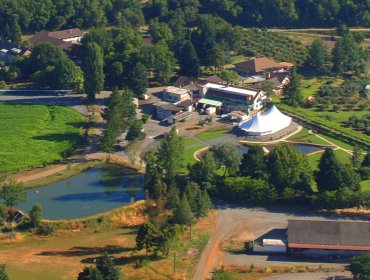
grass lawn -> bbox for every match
[0,104,85,173]
[360,180,370,192]
[183,138,199,147]
[195,128,229,141]
[182,145,205,172]
[0,214,215,280]
[287,128,329,145]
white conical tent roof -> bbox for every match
[238,105,292,135]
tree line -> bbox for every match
[189,143,370,210]
[135,127,212,259]
[1,0,369,44]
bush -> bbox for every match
[36,223,56,236]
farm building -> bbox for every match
[234,57,292,77]
[0,41,30,64]
[238,105,291,136]
[198,83,267,113]
[287,220,370,259]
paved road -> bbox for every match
[193,201,369,280]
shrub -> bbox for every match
[36,223,56,236]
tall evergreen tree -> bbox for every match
[77,266,104,280]
[136,222,161,256]
[305,39,331,75]
[316,148,360,192]
[172,196,193,226]
[332,32,368,74]
[83,42,105,102]
[282,67,302,107]
[96,253,120,280]
[157,127,184,185]
[178,40,200,77]
[351,145,362,169]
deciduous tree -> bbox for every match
[210,143,242,176]
[0,179,27,208]
[347,252,370,280]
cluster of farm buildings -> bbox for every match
[1,27,296,136]
[253,220,370,260]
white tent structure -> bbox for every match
[238,105,292,136]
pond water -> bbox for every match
[18,165,144,220]
[236,143,324,155]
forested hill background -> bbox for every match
[0,0,369,38]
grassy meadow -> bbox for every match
[0,104,85,173]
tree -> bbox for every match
[177,40,200,77]
[29,203,42,228]
[305,39,331,75]
[96,253,120,280]
[260,80,275,98]
[351,145,362,169]
[184,182,212,218]
[268,143,313,195]
[239,145,267,179]
[83,42,105,102]
[332,32,368,74]
[221,176,277,204]
[136,222,161,256]
[316,148,360,192]
[172,196,194,239]
[210,143,242,176]
[126,120,145,141]
[347,252,370,280]
[0,204,7,226]
[77,266,104,280]
[127,62,147,96]
[52,57,84,91]
[0,179,26,208]
[188,151,217,185]
[282,67,302,107]
[219,69,239,85]
[157,127,184,185]
[0,264,9,280]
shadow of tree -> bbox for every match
[37,245,132,257]
[33,133,80,142]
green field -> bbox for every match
[195,129,229,141]
[182,145,205,172]
[0,104,85,173]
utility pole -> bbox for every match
[173,252,176,277]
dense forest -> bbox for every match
[0,0,369,42]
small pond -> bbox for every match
[236,143,324,155]
[18,165,144,220]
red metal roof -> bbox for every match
[289,243,370,251]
